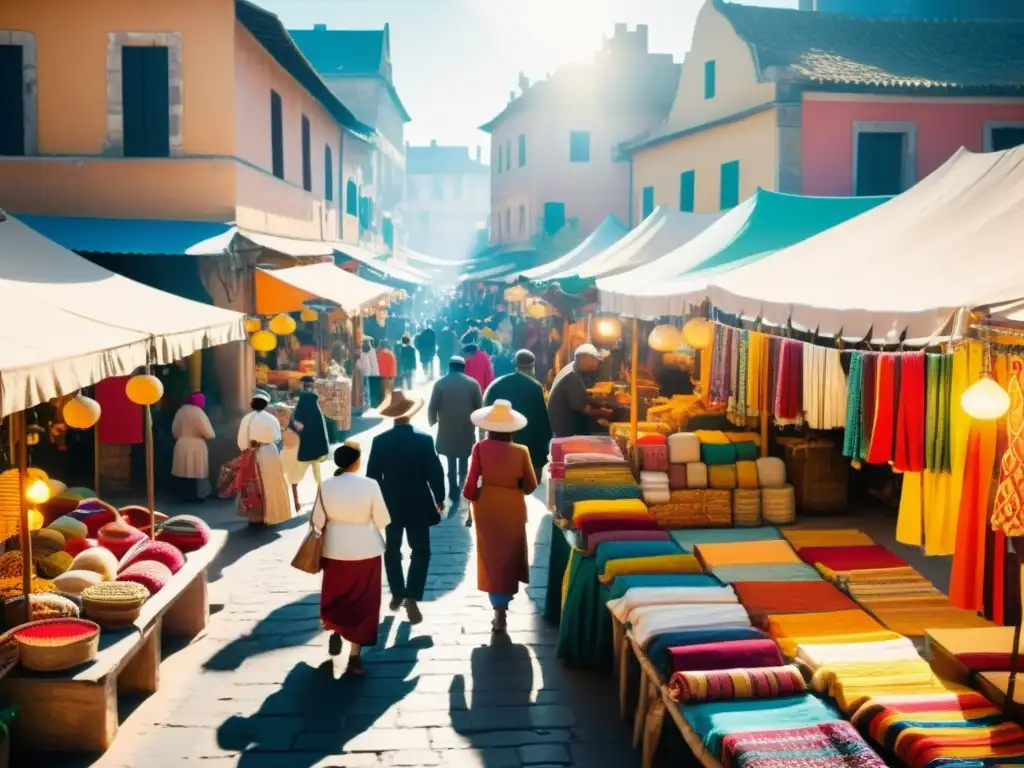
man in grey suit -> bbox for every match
[428,356,482,508]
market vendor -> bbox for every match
[548,343,612,438]
[646,349,695,397]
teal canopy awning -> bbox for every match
[16,215,233,256]
[599,189,891,318]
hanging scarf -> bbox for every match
[893,352,926,473]
[925,353,953,472]
[843,352,864,461]
[823,348,848,430]
[731,331,750,426]
[992,359,1024,537]
[709,324,729,405]
[746,331,764,418]
[860,353,878,460]
[802,343,826,429]
[774,339,803,423]
[866,354,897,464]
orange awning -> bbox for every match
[255,263,393,315]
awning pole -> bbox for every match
[15,411,32,626]
[630,317,639,470]
[93,425,101,498]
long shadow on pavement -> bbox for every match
[216,617,432,766]
[204,596,326,671]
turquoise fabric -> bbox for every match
[733,441,758,461]
[647,627,768,678]
[700,442,737,466]
[543,519,571,624]
[595,540,682,574]
[556,550,613,669]
[712,563,823,583]
[670,527,782,550]
[682,694,844,756]
[555,484,642,518]
[607,574,718,599]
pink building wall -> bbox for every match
[801,97,1024,196]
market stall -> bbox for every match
[516,214,628,285]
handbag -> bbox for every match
[291,488,325,574]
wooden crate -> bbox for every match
[777,437,848,514]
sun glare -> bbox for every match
[502,0,617,68]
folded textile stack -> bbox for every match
[607,584,738,622]
[639,471,670,504]
[638,435,669,472]
[632,603,752,647]
[669,526,782,550]
[595,539,682,575]
[782,528,875,549]
[733,580,858,628]
[550,435,622,463]
[694,539,803,570]
[809,656,950,715]
[667,432,700,464]
[766,609,889,657]
[601,553,703,585]
[669,664,806,703]
[572,498,656,549]
[712,563,823,584]
[648,489,731,529]
[924,626,1024,681]
[731,489,761,526]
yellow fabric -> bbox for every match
[735,461,759,490]
[600,553,702,583]
[782,529,876,549]
[726,431,762,447]
[572,499,648,518]
[746,333,764,415]
[693,430,730,445]
[695,540,802,569]
[707,464,738,490]
[926,626,1021,657]
[811,658,951,715]
[870,605,996,637]
[767,610,885,657]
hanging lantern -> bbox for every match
[592,316,623,347]
[250,330,277,353]
[961,374,1010,421]
[526,302,549,320]
[244,316,262,334]
[25,426,44,447]
[25,479,51,506]
[300,308,319,323]
[268,313,297,336]
[648,324,683,353]
[63,394,102,430]
[125,374,164,406]
[503,285,527,303]
[682,318,714,350]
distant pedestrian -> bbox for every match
[355,338,379,411]
[437,325,458,372]
[415,325,437,380]
[235,391,294,525]
[290,376,330,494]
[461,331,495,395]
[367,390,446,625]
[398,335,417,390]
[171,392,215,501]
[315,442,390,674]
[484,350,551,478]
[376,339,398,401]
[428,356,482,510]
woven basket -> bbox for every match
[732,489,762,527]
[81,582,149,629]
[762,484,796,525]
[13,618,100,672]
[649,490,732,529]
[778,438,848,514]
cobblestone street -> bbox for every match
[88,397,638,768]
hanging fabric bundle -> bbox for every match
[731,331,750,427]
[774,339,803,424]
[867,353,898,465]
[859,353,878,461]
[802,343,826,429]
[709,324,729,405]
[893,352,926,473]
[843,352,864,464]
[746,331,764,422]
[925,353,953,473]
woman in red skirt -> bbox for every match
[314,442,391,674]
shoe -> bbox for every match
[389,597,402,612]
[328,632,342,657]
[404,598,423,625]
[345,656,367,676]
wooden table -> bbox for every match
[1,531,226,754]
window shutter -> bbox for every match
[122,46,170,158]
[679,170,695,212]
[301,116,312,192]
[720,161,740,209]
[0,45,25,156]
[324,145,334,201]
[270,91,284,179]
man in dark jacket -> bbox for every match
[290,376,330,491]
[367,390,446,625]
[436,325,458,373]
[398,335,418,390]
[414,325,437,380]
[427,357,482,507]
[484,350,551,478]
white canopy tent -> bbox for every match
[546,207,723,282]
[0,213,245,416]
[598,147,1024,340]
[255,262,395,314]
[518,215,628,283]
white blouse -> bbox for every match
[314,473,391,560]
[236,410,282,451]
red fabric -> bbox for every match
[867,353,897,464]
[955,652,1023,672]
[464,350,495,393]
[233,448,264,523]
[893,352,926,472]
[668,638,782,674]
[575,514,662,538]
[94,376,143,445]
[732,581,858,627]
[320,556,381,646]
[798,544,906,571]
[773,340,803,420]
[376,349,397,378]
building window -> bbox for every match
[641,186,655,220]
[346,178,358,215]
[301,115,312,192]
[518,134,526,167]
[504,209,511,238]
[984,122,1024,152]
[432,177,444,200]
[518,204,526,235]
[454,176,463,200]
[0,43,25,156]
[719,160,740,209]
[704,60,716,100]
[852,121,917,196]
[543,202,566,236]
[324,145,334,201]
[121,46,171,158]
[569,131,590,163]
[497,143,503,173]
[679,170,695,212]
[270,91,284,179]
[505,139,512,170]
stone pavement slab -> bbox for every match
[81,387,638,768]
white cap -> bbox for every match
[575,343,609,359]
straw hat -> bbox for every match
[378,390,424,419]
[471,400,527,433]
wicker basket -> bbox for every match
[777,437,848,514]
[649,489,731,529]
[13,618,100,672]
[762,484,797,525]
[81,582,149,629]
[732,489,762,527]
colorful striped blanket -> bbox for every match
[669,665,806,703]
[722,720,887,768]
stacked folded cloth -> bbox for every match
[637,433,669,473]
[648,489,731,529]
[550,435,622,463]
[572,499,657,550]
[732,580,859,629]
[766,609,891,657]
[547,436,624,510]
[639,471,670,505]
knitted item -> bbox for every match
[735,461,759,489]
[762,485,796,525]
[701,442,738,466]
[97,520,146,560]
[668,464,688,490]
[755,457,786,487]
[708,465,738,491]
[119,540,186,575]
[156,515,212,553]
[732,489,762,527]
[639,444,668,471]
[686,462,708,489]
[118,561,172,594]
[48,516,88,541]
[52,570,104,596]
[70,548,119,581]
[69,499,120,537]
[667,433,701,464]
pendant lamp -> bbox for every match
[682,318,714,350]
[592,316,623,347]
[961,330,1010,421]
[250,330,277,353]
[268,313,297,336]
[648,324,682,353]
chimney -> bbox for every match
[475,145,481,162]
[430,138,437,148]
[613,22,627,38]
[636,24,649,52]
[314,23,327,31]
[518,71,530,93]
[509,90,516,103]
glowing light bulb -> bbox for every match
[25,478,52,505]
[960,375,1010,421]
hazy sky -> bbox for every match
[262,0,798,153]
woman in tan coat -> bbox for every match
[171,393,216,500]
[462,400,538,633]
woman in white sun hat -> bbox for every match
[462,399,539,633]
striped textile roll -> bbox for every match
[668,664,807,703]
[762,484,796,524]
[732,489,762,527]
